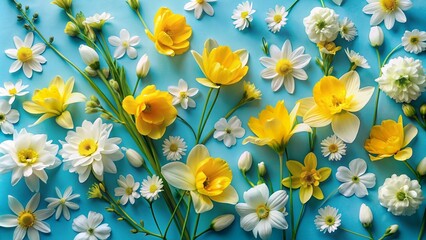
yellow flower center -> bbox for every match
[179,92,187,98]
[18,149,38,165]
[169,143,178,152]
[275,59,293,76]
[328,144,339,153]
[143,103,152,113]
[256,205,270,219]
[341,26,348,34]
[122,41,129,48]
[396,191,407,201]
[386,136,400,147]
[241,11,249,19]
[125,187,133,195]
[410,37,419,44]
[18,211,35,228]
[273,14,282,23]
[380,0,397,12]
[301,169,321,186]
[149,184,158,193]
[313,76,351,115]
[60,198,66,204]
[78,139,98,156]
[17,47,33,62]
[195,157,232,197]
[196,0,204,3]
[8,88,18,95]
[325,216,335,226]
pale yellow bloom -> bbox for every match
[51,0,72,10]
[243,81,262,101]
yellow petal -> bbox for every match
[56,111,74,129]
[122,96,138,115]
[209,186,239,204]
[394,147,412,161]
[297,97,315,117]
[191,50,207,76]
[242,136,272,146]
[300,185,313,204]
[286,160,304,176]
[190,191,213,214]
[65,93,86,105]
[369,154,391,161]
[234,49,249,66]
[303,105,333,127]
[161,162,196,190]
[304,152,317,170]
[318,167,331,182]
[196,78,220,88]
[281,176,301,189]
[23,101,47,114]
[187,144,210,174]
[28,113,55,127]
[312,186,324,200]
[340,71,359,96]
[347,86,375,112]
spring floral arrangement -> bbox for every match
[0,0,425,239]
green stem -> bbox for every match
[372,47,382,126]
[164,192,186,237]
[367,228,374,240]
[135,10,150,32]
[196,88,213,143]
[195,228,211,239]
[279,153,284,190]
[198,88,221,143]
[339,227,372,239]
[287,0,300,13]
[382,44,402,68]
[132,77,142,96]
[149,201,163,236]
[319,0,325,7]
[292,204,305,240]
[284,149,295,236]
[192,214,201,240]
[242,171,255,187]
[403,160,421,182]
[180,198,192,240]
[319,187,339,208]
[177,115,197,140]
[418,208,426,240]
[309,128,316,152]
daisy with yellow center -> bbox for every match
[401,29,426,54]
[265,5,288,33]
[0,80,29,104]
[362,0,413,30]
[321,135,347,161]
[114,174,141,205]
[184,0,216,19]
[141,175,164,202]
[231,1,256,30]
[162,136,187,161]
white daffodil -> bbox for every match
[339,17,357,41]
[140,175,164,202]
[0,80,29,104]
[4,32,46,78]
[108,29,140,59]
[345,49,370,69]
[336,158,376,197]
[303,7,340,43]
[184,0,215,19]
[265,5,288,33]
[362,0,412,30]
[72,211,111,240]
[0,100,19,135]
[214,116,245,147]
[320,135,346,161]
[45,186,80,220]
[114,174,141,205]
[136,54,150,78]
[162,136,187,161]
[235,184,288,240]
[260,40,311,93]
[83,12,113,29]
[314,206,341,233]
[231,1,255,31]
[0,193,54,240]
[401,29,426,54]
[168,79,199,109]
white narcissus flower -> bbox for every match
[235,184,288,240]
[168,79,199,109]
[72,211,111,240]
[345,49,370,69]
[336,158,376,198]
[314,206,341,233]
[401,29,426,54]
[0,80,29,104]
[369,26,384,47]
[79,45,100,69]
[140,175,164,202]
[359,203,373,228]
[108,29,140,59]
[265,5,288,33]
[114,174,141,205]
[4,32,47,78]
[214,116,245,147]
[303,7,340,43]
[238,151,252,172]
[136,54,150,78]
[83,12,114,29]
[231,1,255,31]
[362,0,412,30]
[45,186,80,220]
[0,100,19,134]
[320,135,346,161]
[184,0,215,19]
[162,136,187,161]
[339,17,357,41]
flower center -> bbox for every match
[122,41,129,48]
[125,187,133,195]
[396,76,410,86]
[316,20,326,30]
[169,143,178,152]
[351,176,360,183]
[0,114,5,123]
[325,216,335,226]
[18,211,35,228]
[17,47,33,62]
[149,184,158,193]
[78,139,98,156]
[60,198,66,204]
[273,14,282,23]
[18,149,38,165]
[410,37,419,44]
[301,169,320,186]
[8,88,18,95]
[256,205,270,219]
[241,11,249,19]
[342,26,348,34]
[396,191,407,201]
[225,128,232,134]
[179,91,187,99]
[328,144,339,153]
[196,0,204,3]
[275,59,293,76]
[143,103,152,113]
[380,0,397,12]
[88,228,94,234]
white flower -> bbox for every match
[4,32,47,78]
[0,193,54,240]
[0,129,60,192]
[320,135,346,161]
[369,26,384,47]
[83,12,114,29]
[211,214,235,231]
[238,151,252,172]
[339,17,357,41]
[72,211,111,240]
[260,40,311,93]
[345,49,370,69]
[0,100,19,135]
[231,1,255,31]
[402,29,426,54]
[314,206,341,233]
[140,175,164,202]
[168,79,199,109]
[162,136,187,161]
[114,174,141,205]
[378,174,423,216]
[0,80,29,104]
[362,0,412,30]
[45,186,80,220]
[359,203,373,228]
[108,29,140,59]
[214,116,245,147]
[332,0,343,5]
[376,56,426,103]
[184,0,215,19]
[79,45,100,69]
[265,5,288,33]
[136,54,150,78]
[303,7,340,43]
[235,184,288,240]
[336,158,376,198]
[60,118,124,183]
[122,147,144,168]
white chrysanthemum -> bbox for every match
[260,40,311,93]
[108,29,140,59]
[378,174,423,216]
[362,0,412,30]
[60,118,124,183]
[231,1,255,31]
[336,158,376,197]
[184,0,215,19]
[314,206,341,233]
[0,129,60,192]
[320,135,346,161]
[303,7,340,43]
[214,116,245,147]
[4,32,47,78]
[162,136,187,161]
[72,211,111,240]
[140,175,164,202]
[83,12,113,29]
[114,174,141,205]
[45,186,80,220]
[235,184,288,240]
[401,29,426,54]
[376,56,426,103]
[168,79,199,109]
[339,17,357,41]
[345,49,370,69]
[0,100,19,135]
[265,5,288,33]
[0,79,29,104]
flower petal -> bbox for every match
[209,186,238,204]
[331,112,360,143]
[161,162,195,191]
[394,147,412,161]
[403,124,418,147]
[190,191,213,213]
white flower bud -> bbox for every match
[136,54,150,78]
[369,26,384,47]
[122,147,144,167]
[417,157,426,176]
[359,203,373,228]
[79,45,100,70]
[258,162,266,177]
[238,151,252,172]
[385,224,398,235]
[211,214,235,232]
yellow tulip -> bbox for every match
[364,116,418,161]
[146,7,192,56]
[23,76,86,129]
[122,85,177,139]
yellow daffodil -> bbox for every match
[23,76,86,129]
[243,100,312,153]
[282,152,331,204]
[191,39,249,88]
[298,71,375,143]
[146,7,192,56]
[122,85,177,139]
[364,115,418,161]
[317,41,341,55]
[161,144,238,213]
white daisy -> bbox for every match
[303,7,340,43]
[4,32,47,78]
[336,158,376,198]
[0,80,29,104]
[45,186,80,220]
[0,193,54,240]
[345,49,370,69]
[265,5,288,33]
[339,17,357,41]
[320,135,347,161]
[108,29,140,59]
[184,0,215,19]
[0,100,19,135]
[401,29,426,54]
[140,175,164,202]
[0,129,60,192]
[235,183,289,240]
[72,211,111,240]
[162,136,187,161]
[314,206,342,233]
[83,12,114,29]
[231,1,255,31]
[362,0,413,30]
[260,40,311,93]
[114,174,141,205]
[168,79,199,109]
[213,116,245,147]
[60,118,124,183]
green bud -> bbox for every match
[49,37,54,44]
[64,21,80,37]
[126,0,140,11]
[100,113,112,120]
[109,79,120,92]
[130,229,138,234]
[261,37,269,55]
[420,103,426,118]
[86,100,99,108]
[117,217,124,221]
[75,11,86,28]
[90,95,100,105]
[402,104,416,118]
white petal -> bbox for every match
[244,184,269,209]
[239,212,259,231]
[161,162,195,191]
[261,68,278,79]
[27,227,40,240]
[267,190,288,210]
[253,219,272,239]
[331,112,360,143]
[26,193,40,212]
[108,36,121,46]
[9,60,23,73]
[126,47,138,59]
[338,182,355,197]
[113,46,125,59]
[349,158,367,176]
[0,214,18,227]
[190,191,213,213]
[268,210,288,230]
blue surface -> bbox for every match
[0,0,425,239]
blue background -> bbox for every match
[0,0,425,239]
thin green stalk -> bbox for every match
[372,47,382,126]
[319,187,339,208]
[403,161,421,182]
[177,115,197,140]
[192,214,201,240]
[279,153,284,190]
[196,88,213,143]
[132,77,142,95]
[319,0,325,7]
[198,88,221,143]
[287,0,300,13]
[164,192,186,237]
[180,198,192,240]
[418,208,426,240]
[339,227,372,239]
[195,228,211,239]
[135,10,150,32]
[284,149,295,236]
[382,44,402,68]
[149,201,163,236]
[242,172,255,187]
[309,128,316,152]
[367,228,374,240]
[292,204,305,240]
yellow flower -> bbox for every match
[122,85,177,139]
[298,71,375,143]
[51,0,72,10]
[243,100,312,153]
[282,152,331,204]
[242,81,262,102]
[191,39,249,88]
[364,115,418,161]
[161,144,238,213]
[23,76,86,129]
[146,7,192,56]
[317,41,341,55]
